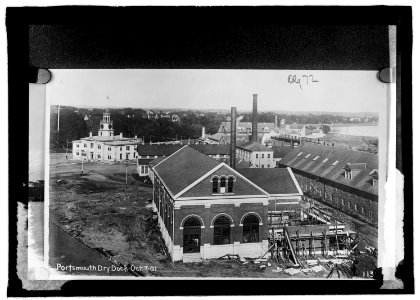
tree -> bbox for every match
[322,124,331,134]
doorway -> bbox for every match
[183,217,201,253]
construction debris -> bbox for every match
[284,268,301,276]
[311,265,325,273]
[218,254,240,260]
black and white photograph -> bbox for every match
[6,4,415,297]
[43,69,386,279]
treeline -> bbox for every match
[50,106,225,149]
[241,112,378,125]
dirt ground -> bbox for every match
[49,153,376,278]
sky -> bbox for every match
[47,69,388,114]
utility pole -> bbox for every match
[57,105,60,132]
[66,140,69,160]
[125,160,128,188]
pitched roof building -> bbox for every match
[235,141,276,168]
[136,144,230,177]
[150,145,302,262]
[279,142,378,227]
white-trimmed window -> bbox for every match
[345,170,352,179]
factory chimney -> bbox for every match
[201,127,205,139]
[230,107,237,169]
[251,94,258,142]
[275,115,278,128]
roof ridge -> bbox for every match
[152,144,188,169]
[173,163,224,199]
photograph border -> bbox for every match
[7,5,413,296]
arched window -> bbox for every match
[212,177,218,193]
[214,216,231,245]
[242,215,259,243]
[220,177,226,193]
[228,177,234,193]
[184,217,201,227]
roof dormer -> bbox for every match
[344,163,367,180]
[369,169,378,186]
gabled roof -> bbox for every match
[137,144,183,156]
[273,146,295,158]
[180,163,268,198]
[237,168,301,195]
[190,144,230,155]
[137,144,230,157]
[236,141,272,152]
[153,146,220,196]
[207,133,249,143]
[279,142,378,195]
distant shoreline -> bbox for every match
[328,123,378,127]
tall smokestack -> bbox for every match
[252,94,258,142]
[230,107,237,169]
[275,115,278,128]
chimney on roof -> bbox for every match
[252,94,258,143]
[230,107,237,169]
[120,132,123,139]
[202,127,205,139]
[134,135,137,139]
[89,132,92,137]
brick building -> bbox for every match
[150,145,302,262]
[279,142,378,228]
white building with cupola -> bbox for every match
[72,111,142,162]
